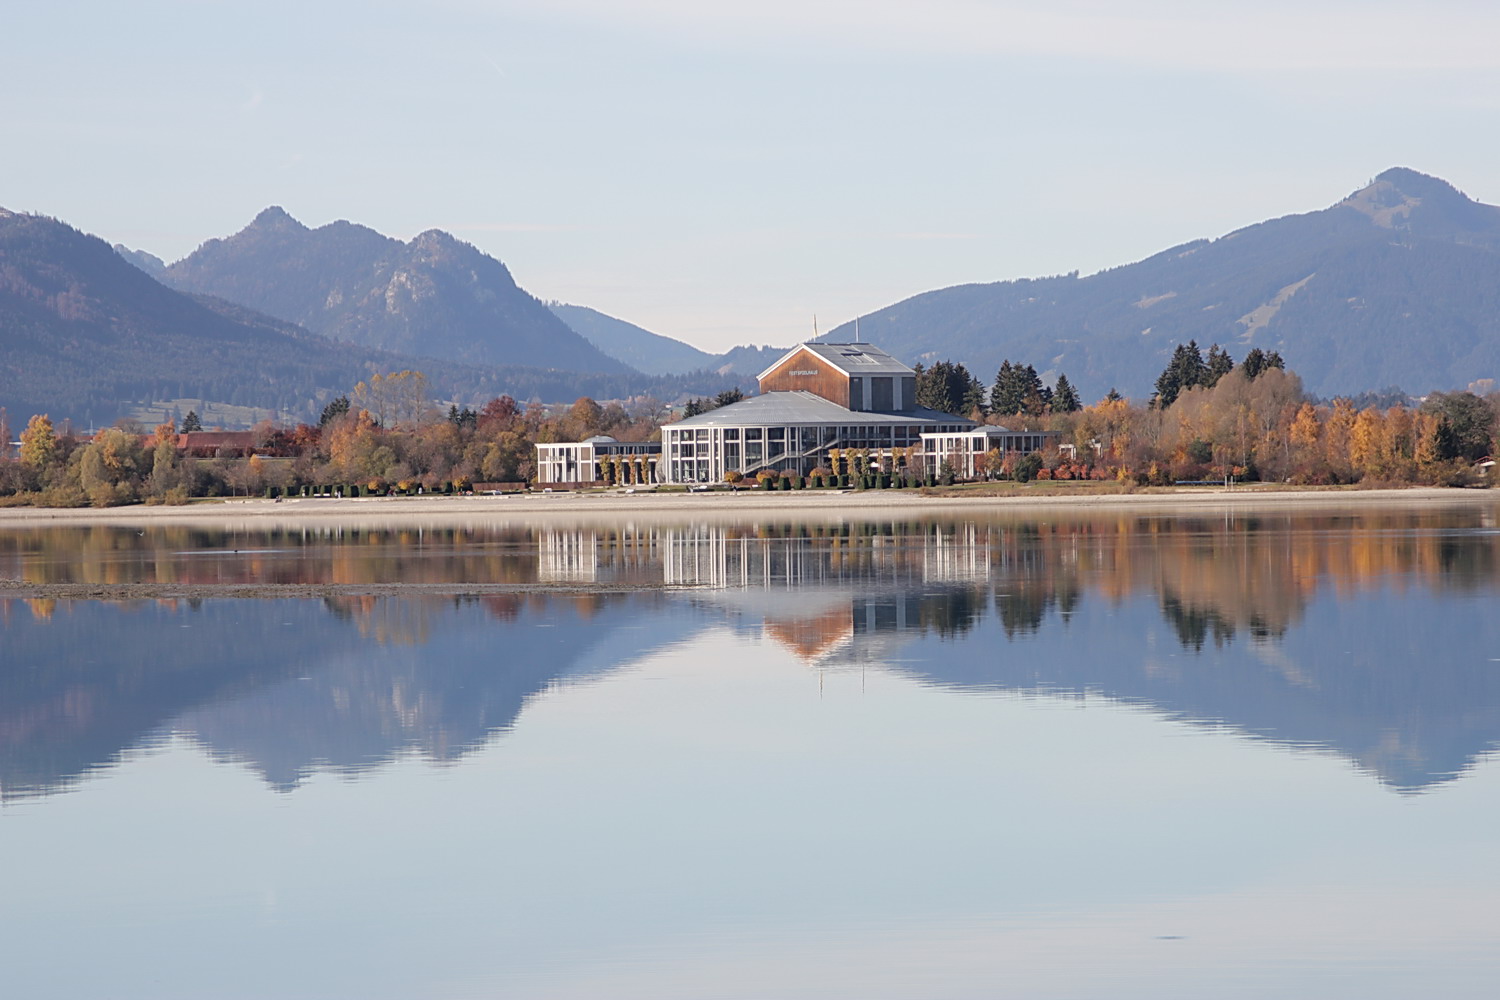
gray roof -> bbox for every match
[667,391,975,429]
[925,424,1057,436]
[757,341,914,380]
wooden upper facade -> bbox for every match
[757,342,917,413]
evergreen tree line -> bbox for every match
[913,360,1082,419]
[1153,340,1284,408]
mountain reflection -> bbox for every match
[3,506,1500,798]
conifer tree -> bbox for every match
[960,365,988,418]
[1205,344,1234,386]
[1053,374,1081,413]
[990,361,1016,415]
[1241,348,1285,380]
[1153,341,1208,409]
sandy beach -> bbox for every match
[0,484,1494,529]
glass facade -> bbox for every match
[661,419,975,484]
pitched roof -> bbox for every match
[757,341,914,381]
[666,391,974,428]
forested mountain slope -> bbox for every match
[833,168,1500,400]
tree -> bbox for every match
[1241,348,1285,380]
[1153,341,1207,409]
[1052,374,1081,413]
[1205,344,1235,387]
[19,414,58,472]
[477,395,520,432]
[319,396,350,427]
[990,362,1016,415]
[353,371,429,427]
[148,421,184,498]
[1021,365,1051,416]
[447,404,477,430]
[566,397,605,439]
[181,409,203,433]
[1421,391,1495,461]
[917,361,963,414]
[961,375,988,419]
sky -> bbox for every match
[7,0,1500,353]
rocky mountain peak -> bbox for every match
[249,205,307,231]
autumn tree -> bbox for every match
[147,421,186,499]
[565,397,605,439]
[77,427,145,506]
[353,371,430,428]
[19,414,59,474]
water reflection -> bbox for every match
[4,506,1500,799]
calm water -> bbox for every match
[4,505,1500,998]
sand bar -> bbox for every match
[0,484,1492,530]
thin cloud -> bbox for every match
[474,0,1500,74]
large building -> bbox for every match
[660,342,974,484]
[537,341,1059,486]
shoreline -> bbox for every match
[4,485,1494,601]
[0,484,1492,529]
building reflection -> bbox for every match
[5,505,1500,799]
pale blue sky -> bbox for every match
[7,1,1500,352]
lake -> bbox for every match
[3,503,1500,998]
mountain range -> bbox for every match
[156,207,629,373]
[0,211,743,425]
[830,167,1500,400]
[7,167,1500,425]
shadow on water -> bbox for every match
[4,504,1500,798]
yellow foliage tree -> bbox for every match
[19,414,58,471]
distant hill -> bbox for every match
[548,301,789,378]
[832,168,1500,400]
[159,207,633,374]
[0,210,734,425]
[111,244,166,277]
[0,208,388,424]
[549,302,717,374]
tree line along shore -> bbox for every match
[1,344,1496,508]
